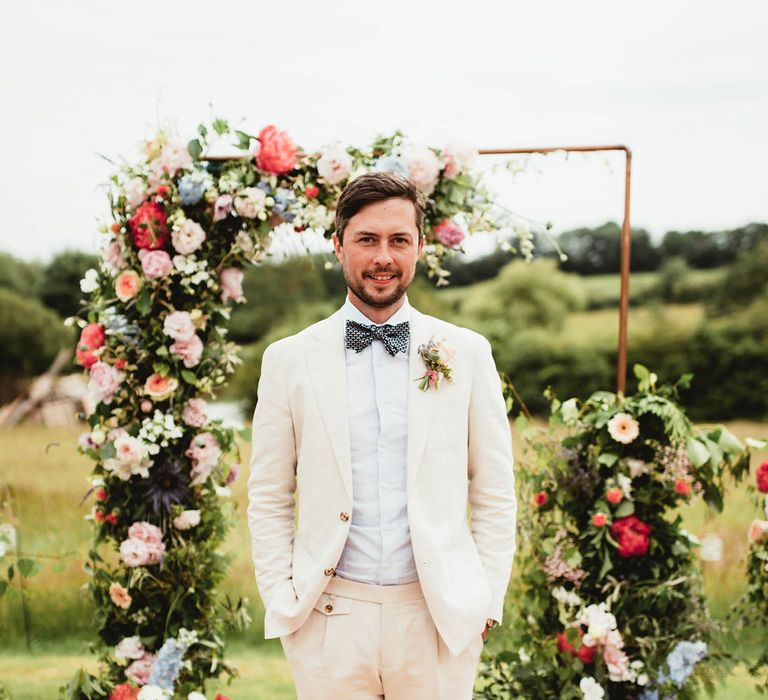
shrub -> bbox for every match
[38,251,98,317]
[0,288,71,376]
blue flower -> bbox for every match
[374,155,408,178]
[637,691,659,700]
[659,640,708,688]
[178,174,206,205]
[273,187,297,222]
[147,638,185,691]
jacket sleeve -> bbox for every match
[246,342,298,610]
[467,335,517,624]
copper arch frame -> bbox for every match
[478,145,633,394]
[206,144,633,393]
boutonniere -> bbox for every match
[416,337,455,391]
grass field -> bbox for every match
[1,419,766,697]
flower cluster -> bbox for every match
[478,365,752,699]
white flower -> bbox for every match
[115,635,145,661]
[234,187,267,218]
[214,484,232,498]
[552,586,582,608]
[617,474,633,499]
[79,268,100,293]
[518,647,531,663]
[580,603,617,642]
[125,177,147,208]
[138,686,171,700]
[607,412,640,444]
[187,692,207,700]
[173,510,201,530]
[91,429,106,445]
[579,676,605,700]
[626,458,650,478]
[636,672,649,686]
[317,142,353,185]
[172,219,207,255]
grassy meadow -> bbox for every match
[1,417,767,698]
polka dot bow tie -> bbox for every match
[345,319,410,357]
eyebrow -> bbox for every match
[352,231,413,238]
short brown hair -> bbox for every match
[334,172,425,244]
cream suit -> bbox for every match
[247,305,517,660]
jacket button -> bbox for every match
[324,567,335,576]
[325,604,333,613]
[339,511,350,522]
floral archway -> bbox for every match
[69,119,530,699]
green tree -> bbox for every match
[0,288,71,376]
[38,251,98,317]
[0,252,43,297]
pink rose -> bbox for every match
[220,267,244,303]
[170,334,203,368]
[127,522,165,564]
[144,373,178,401]
[172,219,206,255]
[115,636,145,661]
[115,270,142,302]
[226,462,241,485]
[404,143,440,195]
[434,220,465,248]
[256,125,298,174]
[213,194,233,222]
[119,538,150,567]
[603,641,630,680]
[114,435,144,465]
[317,143,352,185]
[88,362,124,405]
[150,141,192,179]
[186,432,221,486]
[103,240,126,270]
[182,398,209,427]
[162,311,196,342]
[125,178,147,209]
[234,188,267,218]
[441,144,476,179]
[138,249,173,279]
[124,653,156,686]
[748,519,768,544]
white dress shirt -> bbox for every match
[335,295,419,585]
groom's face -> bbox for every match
[333,197,424,311]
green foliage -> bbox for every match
[479,372,752,698]
[0,252,43,297]
[708,241,768,315]
[0,287,71,376]
[661,223,768,270]
[558,222,662,275]
[39,251,98,317]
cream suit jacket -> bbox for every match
[247,306,517,656]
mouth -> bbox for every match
[366,272,399,285]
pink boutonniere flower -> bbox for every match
[416,337,455,391]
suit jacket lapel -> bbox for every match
[406,308,439,488]
[305,309,353,501]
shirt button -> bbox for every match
[339,511,350,522]
[324,567,335,576]
[325,604,334,613]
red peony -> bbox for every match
[606,487,623,504]
[105,512,118,525]
[592,512,608,527]
[128,201,169,250]
[76,323,106,368]
[109,684,139,700]
[156,185,170,199]
[757,461,768,494]
[95,488,107,501]
[256,125,298,174]
[577,643,597,664]
[305,185,320,198]
[533,491,549,507]
[610,515,651,558]
[214,695,231,700]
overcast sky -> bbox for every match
[1,1,766,262]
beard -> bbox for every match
[344,266,413,309]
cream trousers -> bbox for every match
[279,576,484,699]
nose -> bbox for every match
[371,240,394,268]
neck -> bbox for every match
[347,291,406,324]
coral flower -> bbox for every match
[748,519,768,544]
[606,488,623,505]
[592,513,608,527]
[533,491,549,507]
[674,478,691,496]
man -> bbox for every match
[247,172,516,699]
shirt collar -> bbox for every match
[342,294,411,327]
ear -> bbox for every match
[332,233,343,262]
[417,234,425,256]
